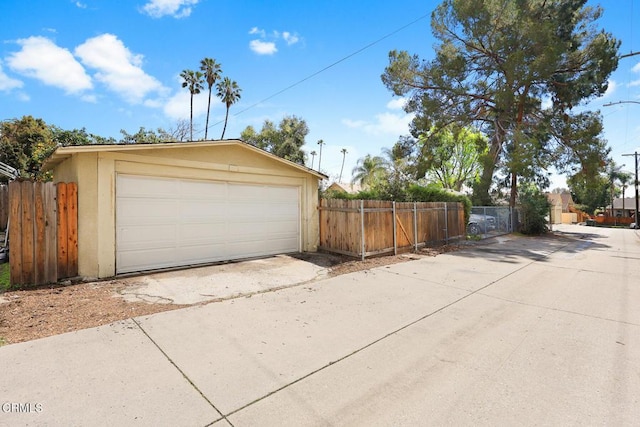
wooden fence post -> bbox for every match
[413,202,418,252]
[67,183,78,277]
[0,185,8,231]
[56,183,68,279]
[8,182,23,285]
[360,200,365,261]
[392,201,397,255]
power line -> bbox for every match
[195,11,430,139]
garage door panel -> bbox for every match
[180,180,226,200]
[116,175,300,274]
[117,247,177,272]
[118,224,177,250]
[229,183,266,199]
[262,205,298,219]
[180,200,225,220]
[118,203,178,228]
[264,220,299,234]
[119,175,180,197]
[266,186,297,200]
[179,224,227,244]
[177,244,228,264]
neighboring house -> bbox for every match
[326,182,363,194]
[547,192,577,224]
[607,197,638,218]
[42,140,326,279]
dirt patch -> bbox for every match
[0,245,461,346]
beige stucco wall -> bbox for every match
[53,144,321,279]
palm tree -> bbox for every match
[216,77,242,139]
[606,161,625,216]
[339,148,348,182]
[310,150,317,169]
[199,58,222,140]
[180,69,204,141]
[619,171,633,213]
[351,155,386,188]
[317,140,324,171]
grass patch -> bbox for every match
[0,337,6,347]
[0,262,10,291]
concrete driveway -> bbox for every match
[117,254,329,305]
[1,225,639,426]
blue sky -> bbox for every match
[1,0,639,187]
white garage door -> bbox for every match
[116,174,300,274]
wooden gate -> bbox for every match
[8,181,78,287]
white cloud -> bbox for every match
[249,27,266,38]
[249,40,277,55]
[603,79,617,98]
[248,27,300,55]
[7,36,92,94]
[386,97,406,110]
[0,62,23,91]
[163,86,211,121]
[342,119,367,128]
[75,2,87,9]
[342,112,414,136]
[75,33,167,104]
[632,61,640,73]
[282,31,299,45]
[141,0,199,18]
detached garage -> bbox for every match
[43,140,325,279]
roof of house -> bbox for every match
[42,139,328,179]
[610,197,638,210]
[547,192,574,211]
[326,182,363,194]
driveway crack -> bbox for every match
[130,318,234,427]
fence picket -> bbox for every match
[319,199,465,259]
[0,185,8,231]
[8,181,77,287]
[8,183,23,285]
[56,183,69,279]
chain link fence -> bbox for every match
[467,206,519,238]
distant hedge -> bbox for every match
[321,184,472,221]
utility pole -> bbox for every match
[622,152,639,228]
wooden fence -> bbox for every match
[0,185,8,231]
[319,199,466,260]
[8,181,78,287]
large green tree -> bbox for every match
[200,58,222,140]
[0,116,56,180]
[382,0,619,207]
[241,116,308,164]
[51,127,116,146]
[415,126,487,192]
[567,171,608,215]
[119,127,172,144]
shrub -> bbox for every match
[321,183,472,221]
[518,186,550,235]
[407,184,472,221]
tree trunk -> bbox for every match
[189,93,194,141]
[510,172,517,208]
[473,122,504,205]
[221,107,229,139]
[205,90,212,140]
